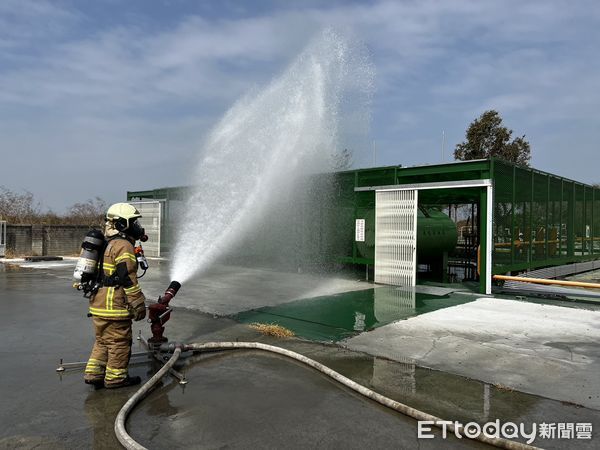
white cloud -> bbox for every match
[1,0,600,209]
[0,0,79,47]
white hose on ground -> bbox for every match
[115,347,182,450]
[115,342,539,450]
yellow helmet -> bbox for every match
[105,203,144,239]
[106,202,141,222]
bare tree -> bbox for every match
[67,197,107,226]
[0,186,41,223]
[0,186,106,225]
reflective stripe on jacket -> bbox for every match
[89,237,146,320]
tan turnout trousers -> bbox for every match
[84,317,132,385]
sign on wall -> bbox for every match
[355,219,365,242]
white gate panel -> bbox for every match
[129,201,162,257]
[373,286,416,323]
[374,190,417,286]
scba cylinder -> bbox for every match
[73,229,106,283]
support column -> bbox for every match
[567,182,575,257]
[479,186,493,294]
[31,224,43,256]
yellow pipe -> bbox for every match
[494,237,599,248]
[494,239,559,248]
[493,274,600,289]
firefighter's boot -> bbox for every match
[105,375,142,389]
[84,379,105,390]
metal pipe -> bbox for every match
[56,351,152,372]
[494,274,600,289]
[139,336,186,384]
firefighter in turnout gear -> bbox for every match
[84,203,147,389]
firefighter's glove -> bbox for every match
[131,300,146,321]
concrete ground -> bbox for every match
[344,297,600,410]
[1,259,599,448]
[0,262,480,449]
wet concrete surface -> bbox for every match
[345,297,600,411]
[1,261,599,448]
[235,287,476,341]
[128,352,483,450]
[0,264,479,449]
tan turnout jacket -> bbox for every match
[89,236,146,320]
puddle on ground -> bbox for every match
[235,286,476,341]
[134,339,600,449]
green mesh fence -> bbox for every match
[491,159,600,274]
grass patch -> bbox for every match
[492,382,514,392]
[249,323,295,338]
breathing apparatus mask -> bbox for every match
[115,217,148,242]
[113,215,149,276]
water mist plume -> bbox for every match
[171,29,373,284]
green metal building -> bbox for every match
[128,158,600,294]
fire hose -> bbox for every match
[114,341,539,450]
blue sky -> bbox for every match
[1,0,599,211]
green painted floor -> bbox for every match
[235,287,477,341]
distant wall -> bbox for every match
[44,225,93,256]
[6,225,32,256]
[5,224,95,256]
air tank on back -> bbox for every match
[355,206,457,261]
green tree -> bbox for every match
[454,110,531,166]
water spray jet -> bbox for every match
[168,28,374,285]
